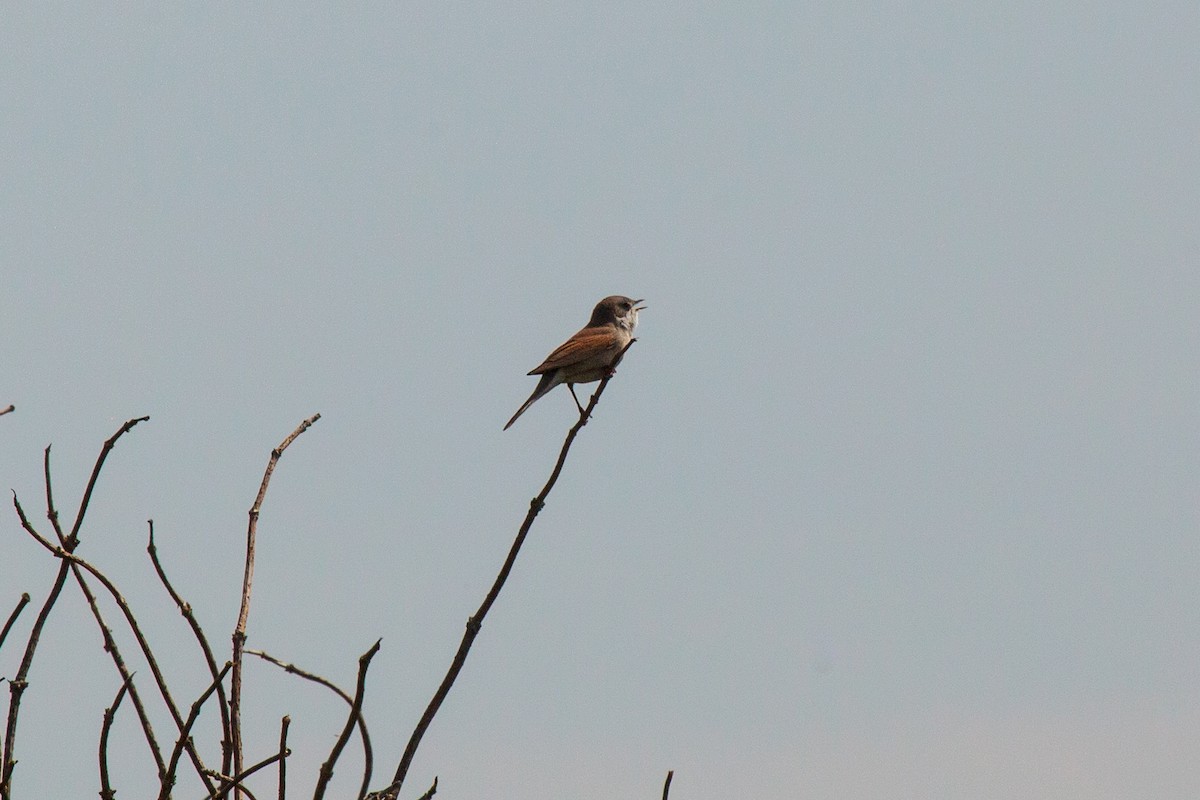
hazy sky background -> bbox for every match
[2,4,1197,799]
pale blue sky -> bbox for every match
[2,4,1197,799]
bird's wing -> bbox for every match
[528,327,619,374]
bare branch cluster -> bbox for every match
[1,342,671,798]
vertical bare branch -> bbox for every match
[383,341,636,795]
[1,558,72,800]
[230,414,320,798]
[661,770,674,800]
[313,640,381,800]
[43,446,67,544]
[0,592,30,763]
[277,717,291,800]
[148,520,234,776]
[98,674,135,800]
[245,649,374,800]
[2,416,147,800]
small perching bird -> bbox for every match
[504,295,645,430]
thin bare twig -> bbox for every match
[245,649,374,800]
[277,717,291,800]
[68,416,149,547]
[662,770,674,800]
[211,780,259,800]
[0,405,13,417]
[207,745,291,800]
[98,673,135,800]
[148,519,234,776]
[43,445,67,545]
[313,639,381,800]
[231,413,320,799]
[0,557,72,800]
[159,662,232,800]
[0,592,32,762]
[0,594,30,657]
[17,503,217,791]
[415,776,438,800]
[36,445,174,783]
[383,340,637,795]
[2,417,147,800]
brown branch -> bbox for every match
[0,593,32,760]
[662,770,674,800]
[98,673,135,800]
[0,405,13,417]
[15,499,187,787]
[160,662,233,800]
[415,776,438,800]
[383,340,636,795]
[0,594,30,657]
[2,417,147,800]
[231,413,320,799]
[207,745,291,800]
[245,649,374,799]
[33,453,223,791]
[68,416,149,547]
[1,557,71,800]
[148,519,234,776]
[43,445,67,545]
[0,592,30,768]
[277,716,290,800]
[35,447,173,783]
[212,780,260,800]
[313,639,381,800]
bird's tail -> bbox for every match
[503,374,557,430]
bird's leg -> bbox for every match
[568,384,587,415]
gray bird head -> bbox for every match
[589,295,647,330]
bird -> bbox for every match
[504,295,645,430]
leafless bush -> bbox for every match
[1,342,671,800]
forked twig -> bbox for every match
[206,745,291,800]
[159,662,233,800]
[230,414,320,799]
[382,341,636,795]
[313,640,381,800]
[245,648,374,800]
[2,417,148,800]
[42,445,211,787]
[14,494,167,784]
[16,502,213,791]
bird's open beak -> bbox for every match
[634,299,647,310]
